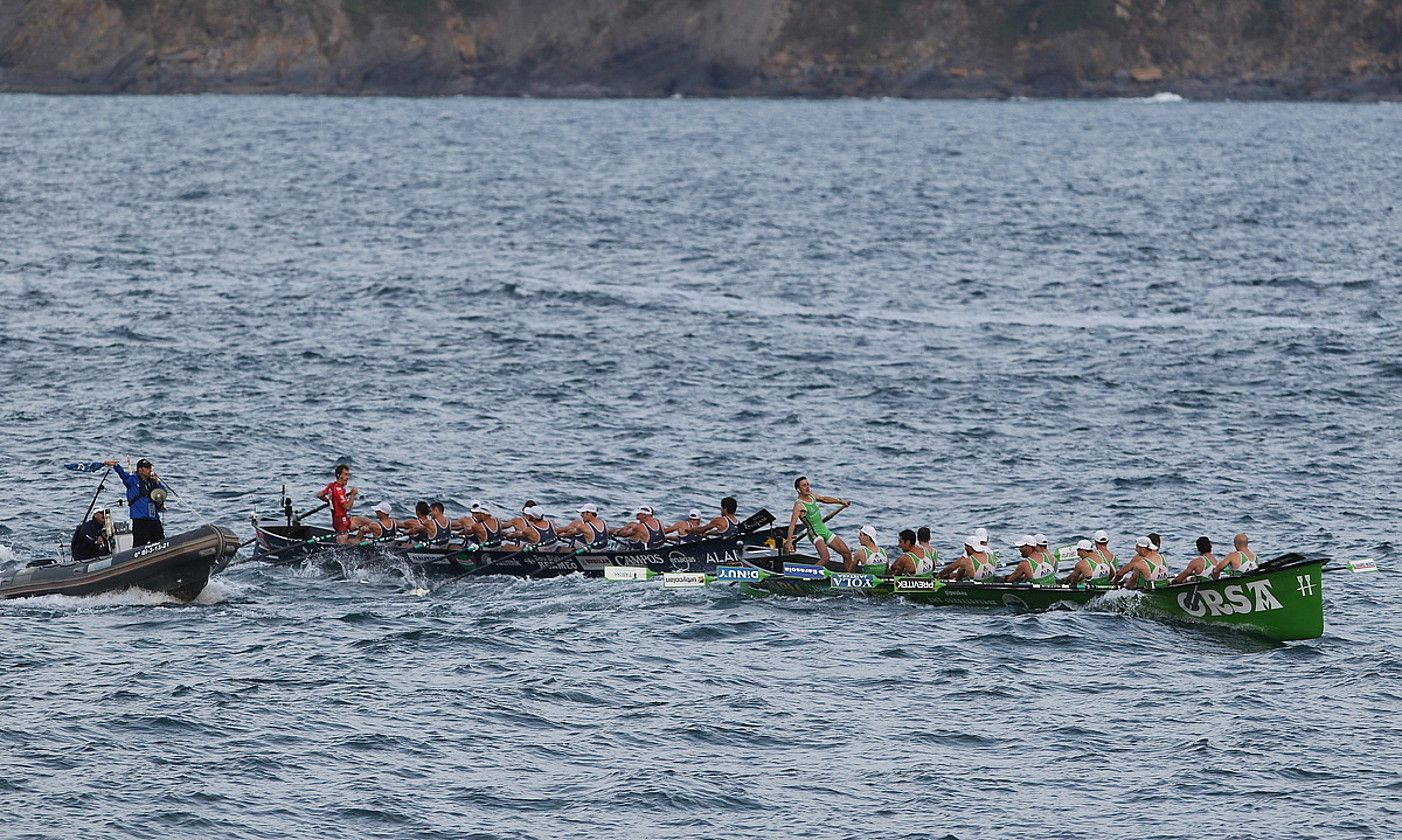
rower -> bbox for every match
[1064,539,1113,586]
[916,527,940,569]
[691,497,740,539]
[353,502,399,541]
[612,506,667,550]
[428,502,454,547]
[456,500,503,547]
[783,476,854,568]
[70,509,110,561]
[403,501,437,543]
[852,525,888,574]
[1113,536,1169,588]
[1091,530,1116,572]
[1033,534,1055,570]
[558,503,610,550]
[505,503,559,548]
[939,535,997,581]
[1172,536,1219,585]
[1210,533,1258,578]
[1004,535,1057,585]
[664,509,706,543]
[888,529,934,576]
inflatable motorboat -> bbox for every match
[1,523,238,601]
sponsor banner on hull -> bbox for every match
[893,577,943,592]
[829,572,876,589]
[783,563,827,580]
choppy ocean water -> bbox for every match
[1,95,1399,838]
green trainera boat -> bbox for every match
[732,553,1327,642]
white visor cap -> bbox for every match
[372,502,392,515]
[525,505,546,518]
[1077,539,1094,552]
[1093,530,1109,543]
[859,524,878,541]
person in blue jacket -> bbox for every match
[104,458,166,547]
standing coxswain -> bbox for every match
[314,464,360,545]
[784,476,853,568]
[1211,533,1258,578]
[104,457,166,548]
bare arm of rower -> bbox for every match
[1171,559,1200,586]
[784,501,804,549]
[1209,553,1234,579]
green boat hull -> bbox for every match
[746,556,1326,642]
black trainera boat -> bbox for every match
[1,524,239,601]
[250,509,784,579]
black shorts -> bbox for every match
[132,518,165,548]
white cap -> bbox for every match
[1135,536,1154,549]
[974,527,989,541]
[859,524,878,540]
[1034,533,1049,546]
[577,503,598,514]
[635,505,654,516]
[372,501,392,515]
[688,508,701,520]
[964,535,987,550]
[524,505,546,518]
[469,500,488,513]
[1093,529,1109,543]
[1077,539,1094,552]
[1013,534,1036,548]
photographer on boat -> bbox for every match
[103,458,166,547]
[70,509,111,561]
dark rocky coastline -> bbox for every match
[2,0,1399,99]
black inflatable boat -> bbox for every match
[0,524,238,601]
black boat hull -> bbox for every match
[252,522,787,578]
[1,525,239,601]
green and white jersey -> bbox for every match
[969,552,997,580]
[859,546,888,576]
[1028,553,1058,585]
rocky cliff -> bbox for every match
[1,0,1399,98]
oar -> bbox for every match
[295,501,330,524]
[1323,558,1378,574]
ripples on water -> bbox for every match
[1,96,1399,838]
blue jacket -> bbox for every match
[113,464,163,521]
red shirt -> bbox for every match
[324,481,351,532]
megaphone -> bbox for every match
[150,487,168,511]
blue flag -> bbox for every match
[64,462,107,473]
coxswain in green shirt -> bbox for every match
[783,476,854,568]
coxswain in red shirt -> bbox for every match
[316,463,360,544]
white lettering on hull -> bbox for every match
[1177,580,1284,618]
